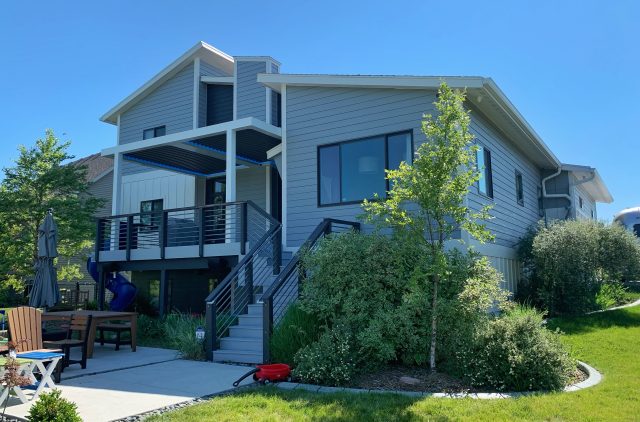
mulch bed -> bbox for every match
[350,364,589,393]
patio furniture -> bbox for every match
[14,351,64,400]
[44,314,93,369]
[42,311,137,358]
[98,322,132,351]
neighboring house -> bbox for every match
[95,41,612,363]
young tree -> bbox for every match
[362,82,493,370]
[0,130,102,286]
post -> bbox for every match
[225,129,236,244]
[159,269,168,318]
[159,211,167,259]
[262,299,272,363]
[245,260,254,307]
[126,215,133,261]
[240,202,247,255]
[95,218,104,263]
[198,208,205,257]
[205,301,216,361]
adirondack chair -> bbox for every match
[8,306,63,381]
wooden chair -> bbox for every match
[44,314,92,370]
[7,306,63,381]
[98,322,132,351]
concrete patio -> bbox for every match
[4,345,254,421]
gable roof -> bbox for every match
[100,41,234,125]
[258,73,561,169]
[70,153,114,183]
[562,163,613,203]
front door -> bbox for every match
[205,178,226,243]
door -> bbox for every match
[205,178,226,243]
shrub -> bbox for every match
[292,325,356,386]
[0,277,25,307]
[27,389,82,422]
[270,304,321,365]
[163,312,206,360]
[464,306,575,391]
[596,282,628,309]
[518,219,640,315]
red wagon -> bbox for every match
[233,363,291,387]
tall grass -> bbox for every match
[137,312,206,360]
[269,304,321,365]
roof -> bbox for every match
[257,73,561,169]
[561,163,613,203]
[100,41,235,125]
[70,153,113,183]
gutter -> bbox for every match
[541,167,573,220]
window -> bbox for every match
[476,146,493,198]
[143,125,166,140]
[591,209,595,219]
[318,131,413,206]
[515,171,524,206]
[140,199,163,226]
[578,196,584,209]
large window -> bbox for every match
[318,132,412,206]
[476,145,494,198]
[143,125,166,140]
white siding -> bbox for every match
[120,169,195,214]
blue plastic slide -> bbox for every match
[86,258,137,311]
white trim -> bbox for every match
[111,153,123,216]
[116,114,121,144]
[265,61,271,124]
[101,41,234,124]
[225,129,237,202]
[281,84,288,248]
[101,117,282,156]
[200,76,234,85]
[266,143,282,159]
[233,60,238,120]
[193,57,200,129]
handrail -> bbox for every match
[98,200,257,221]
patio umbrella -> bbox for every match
[29,210,61,309]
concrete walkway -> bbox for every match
[4,345,253,421]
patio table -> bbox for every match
[42,311,137,358]
[15,351,64,399]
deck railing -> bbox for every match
[95,201,270,262]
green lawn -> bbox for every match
[146,305,640,422]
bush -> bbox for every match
[163,312,206,360]
[464,306,575,391]
[518,219,640,315]
[270,304,321,365]
[28,389,82,422]
[0,277,25,307]
[596,282,628,309]
[292,325,356,386]
[298,232,508,382]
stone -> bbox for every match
[399,376,421,386]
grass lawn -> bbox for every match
[146,304,640,422]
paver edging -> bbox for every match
[273,360,602,399]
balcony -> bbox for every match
[95,201,276,262]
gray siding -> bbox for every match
[89,172,113,217]
[122,159,155,176]
[200,61,230,77]
[467,109,543,248]
[236,61,267,120]
[285,86,436,246]
[573,183,597,220]
[237,167,267,210]
[198,61,231,128]
[119,63,195,144]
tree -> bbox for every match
[0,130,103,287]
[362,82,493,370]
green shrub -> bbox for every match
[464,306,575,391]
[27,389,82,422]
[163,312,206,360]
[0,277,25,307]
[518,219,640,315]
[298,232,508,381]
[270,304,321,365]
[596,282,628,309]
[293,325,356,386]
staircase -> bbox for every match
[211,252,292,364]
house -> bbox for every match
[95,41,612,363]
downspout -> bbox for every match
[541,167,573,221]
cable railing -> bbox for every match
[260,218,360,362]
[95,201,268,262]
[204,204,281,357]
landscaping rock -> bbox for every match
[399,376,421,386]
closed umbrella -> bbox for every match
[29,210,60,309]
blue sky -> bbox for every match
[0,0,637,220]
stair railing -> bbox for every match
[204,201,281,359]
[260,218,360,362]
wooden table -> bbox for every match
[42,311,137,358]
